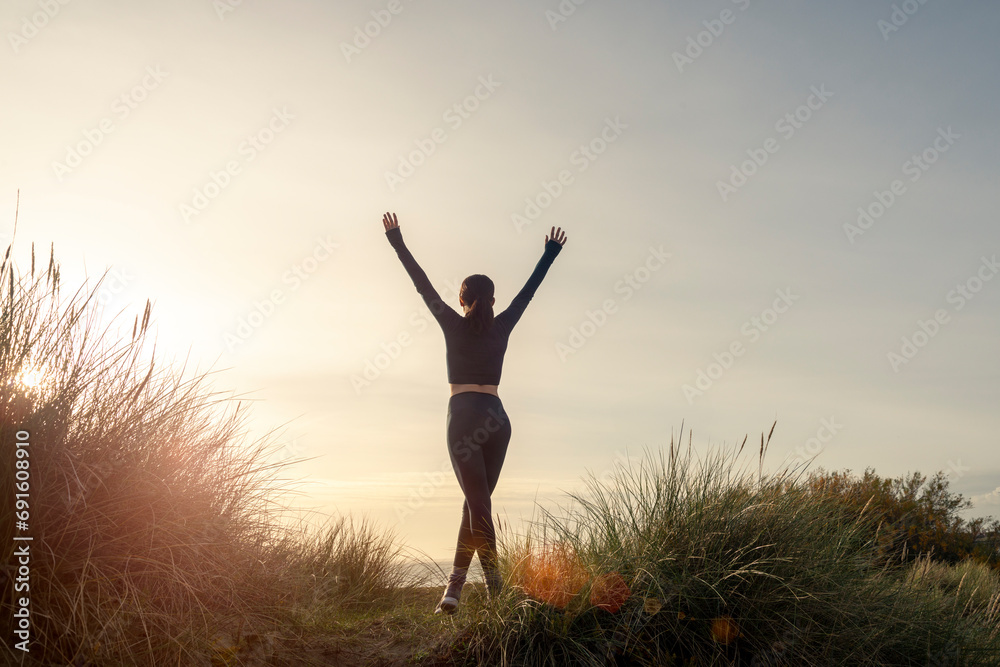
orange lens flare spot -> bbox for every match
[710,615,740,644]
[589,571,631,613]
[514,542,589,609]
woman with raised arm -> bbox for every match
[382,211,567,614]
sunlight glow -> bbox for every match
[17,367,47,391]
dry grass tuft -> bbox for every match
[1,238,408,665]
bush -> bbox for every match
[450,429,1000,666]
[906,554,1000,618]
[0,242,406,665]
[805,467,1000,569]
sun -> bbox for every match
[17,367,47,390]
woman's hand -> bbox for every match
[546,226,567,247]
[383,211,400,232]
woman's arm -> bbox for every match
[383,212,461,329]
[496,226,567,333]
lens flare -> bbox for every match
[589,571,631,613]
[710,615,740,644]
[514,542,589,608]
[17,367,46,390]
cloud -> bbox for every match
[970,486,1000,508]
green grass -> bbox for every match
[2,240,999,666]
[440,434,1000,666]
[905,554,1000,621]
[0,242,423,665]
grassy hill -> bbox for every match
[2,244,998,666]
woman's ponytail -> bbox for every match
[461,274,495,335]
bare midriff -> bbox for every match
[450,383,499,397]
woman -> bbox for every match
[382,211,567,614]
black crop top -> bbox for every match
[385,226,563,385]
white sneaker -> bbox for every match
[434,595,459,615]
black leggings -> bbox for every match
[446,392,512,573]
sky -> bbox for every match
[3,0,999,563]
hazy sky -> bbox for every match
[3,0,999,561]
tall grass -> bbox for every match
[5,232,998,666]
[906,554,1000,621]
[452,429,1000,666]
[0,239,408,665]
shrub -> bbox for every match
[451,429,1000,666]
[0,241,405,665]
[805,467,1000,569]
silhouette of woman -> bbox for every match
[382,211,567,614]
